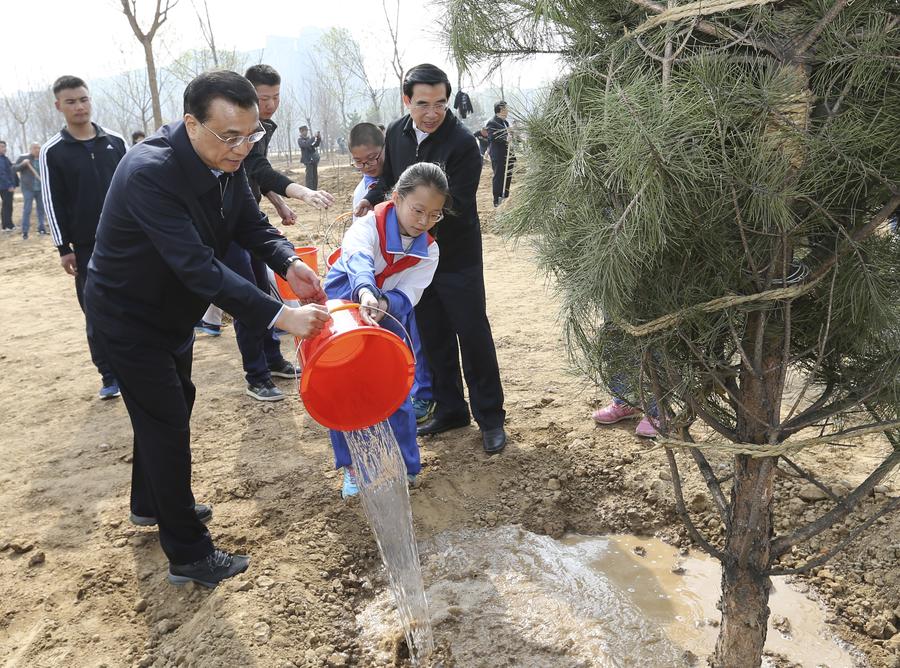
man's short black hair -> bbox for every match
[299,125,309,131]
[494,100,508,114]
[245,64,281,87]
[52,75,88,97]
[402,63,451,99]
[348,123,384,149]
[0,140,6,146]
[183,70,258,123]
[131,131,146,144]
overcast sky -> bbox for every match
[1,0,559,95]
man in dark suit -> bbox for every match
[85,71,330,588]
[354,64,507,454]
[486,101,515,207]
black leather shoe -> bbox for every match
[168,549,249,588]
[130,503,213,527]
[417,413,471,436]
[481,427,507,454]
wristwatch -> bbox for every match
[281,255,301,277]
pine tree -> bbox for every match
[444,1,900,666]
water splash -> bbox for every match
[345,421,434,663]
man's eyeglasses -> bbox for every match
[350,149,383,169]
[411,101,449,113]
[199,121,265,149]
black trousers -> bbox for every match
[73,244,115,385]
[304,161,319,191]
[415,264,505,430]
[94,330,214,565]
[224,243,285,385]
[490,147,514,201]
[0,190,13,229]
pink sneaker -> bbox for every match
[592,402,641,424]
[635,416,659,438]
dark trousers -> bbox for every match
[94,331,214,565]
[73,244,115,385]
[415,264,505,430]
[224,243,285,385]
[0,190,13,229]
[490,147,514,202]
[304,161,319,191]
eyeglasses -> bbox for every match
[199,121,266,149]
[350,149,383,169]
[404,199,444,224]
[410,101,449,114]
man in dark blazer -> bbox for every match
[355,64,507,455]
[85,71,330,588]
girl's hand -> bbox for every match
[359,289,387,325]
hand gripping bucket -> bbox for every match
[299,299,415,431]
[274,246,319,300]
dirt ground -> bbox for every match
[0,159,898,668]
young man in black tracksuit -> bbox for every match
[355,63,507,454]
[40,75,127,399]
[201,65,335,402]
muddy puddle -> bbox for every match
[357,526,862,667]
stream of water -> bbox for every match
[344,421,434,664]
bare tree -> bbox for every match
[320,27,386,123]
[310,37,356,138]
[381,0,405,116]
[3,89,35,154]
[119,0,178,129]
[191,0,219,67]
[110,68,154,135]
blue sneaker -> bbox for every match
[99,382,121,400]
[411,398,435,424]
[341,468,359,499]
[194,320,222,336]
[407,474,417,488]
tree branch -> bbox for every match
[689,447,731,525]
[666,448,725,560]
[789,0,852,61]
[767,496,900,576]
[771,449,900,557]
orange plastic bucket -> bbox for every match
[326,248,342,271]
[299,299,414,431]
[275,246,319,300]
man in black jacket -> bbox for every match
[40,76,127,399]
[85,71,330,587]
[486,101,515,207]
[297,126,321,190]
[355,63,507,454]
[200,65,336,402]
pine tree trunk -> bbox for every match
[713,455,776,667]
[143,39,163,130]
[713,312,781,667]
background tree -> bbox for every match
[444,1,900,667]
[315,29,363,138]
[120,0,178,129]
[318,27,386,124]
[381,0,405,117]
[3,88,37,154]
